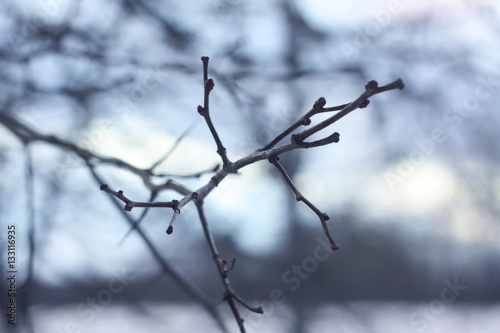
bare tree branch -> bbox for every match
[292,79,404,143]
[1,62,404,332]
[118,191,159,245]
[259,98,346,151]
[268,154,339,250]
[198,56,232,168]
[87,162,229,333]
[0,111,229,333]
[196,201,263,312]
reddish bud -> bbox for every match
[359,99,370,108]
[205,78,215,91]
[365,80,378,90]
[197,105,204,115]
[296,197,302,202]
[302,118,311,126]
[124,203,133,211]
[323,214,330,221]
[222,259,227,265]
[166,226,173,234]
[315,97,326,108]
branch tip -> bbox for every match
[365,80,378,90]
[166,226,173,234]
[100,184,108,191]
[314,96,326,109]
[395,78,405,89]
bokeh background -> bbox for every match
[1,0,499,332]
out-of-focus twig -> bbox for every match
[0,111,229,333]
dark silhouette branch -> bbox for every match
[259,79,403,151]
[100,184,179,211]
[196,201,263,313]
[1,60,405,333]
[268,154,339,250]
[86,162,229,333]
[292,79,404,143]
[0,111,229,333]
[198,56,232,168]
[118,191,159,245]
[260,98,347,151]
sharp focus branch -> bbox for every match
[199,56,232,168]
[268,154,339,251]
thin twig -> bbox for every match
[0,112,203,195]
[100,184,178,211]
[260,99,347,151]
[149,119,199,172]
[153,163,220,178]
[196,201,263,333]
[292,79,404,143]
[166,191,198,234]
[87,162,229,333]
[224,294,246,333]
[268,155,339,250]
[199,56,232,168]
[1,75,405,332]
[118,191,158,245]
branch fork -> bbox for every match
[98,56,404,332]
